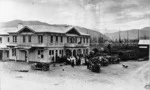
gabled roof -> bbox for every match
[17,26,36,33]
[27,25,72,33]
[138,40,150,45]
[66,27,81,35]
[8,25,90,36]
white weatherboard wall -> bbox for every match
[17,50,25,61]
[0,36,9,48]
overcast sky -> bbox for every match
[0,0,150,33]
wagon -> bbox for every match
[105,55,120,64]
[31,62,51,71]
[87,57,101,73]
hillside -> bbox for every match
[105,27,150,40]
[0,20,109,41]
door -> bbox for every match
[6,51,9,58]
[55,50,58,62]
[25,51,27,62]
[0,50,3,60]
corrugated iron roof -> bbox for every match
[28,25,72,33]
[138,40,150,45]
[8,25,90,36]
[0,27,18,35]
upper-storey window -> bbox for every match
[38,35,43,43]
[0,37,2,43]
[28,35,31,42]
[80,37,82,43]
[70,37,73,43]
[83,37,85,43]
[51,36,53,43]
[86,38,88,43]
[60,36,63,43]
[56,36,58,43]
[23,35,26,43]
[75,37,77,43]
[13,36,17,43]
[67,37,69,43]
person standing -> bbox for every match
[52,56,55,67]
[71,60,75,68]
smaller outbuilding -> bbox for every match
[138,39,150,58]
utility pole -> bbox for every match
[127,30,129,46]
[119,30,121,43]
[144,22,150,90]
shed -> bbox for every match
[138,40,150,58]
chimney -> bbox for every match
[18,23,24,30]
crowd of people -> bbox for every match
[49,54,88,68]
[65,55,88,67]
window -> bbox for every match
[86,49,88,54]
[7,37,9,42]
[0,37,2,43]
[52,50,54,55]
[67,37,69,43]
[51,36,53,43]
[61,36,63,43]
[86,38,88,43]
[23,35,26,43]
[28,35,31,42]
[80,37,82,43]
[49,50,54,55]
[56,36,58,43]
[49,50,52,55]
[59,50,61,54]
[38,50,44,58]
[38,35,43,43]
[83,38,85,43]
[75,37,77,43]
[12,49,16,56]
[13,36,17,42]
[70,37,73,43]
[7,51,9,57]
[83,49,85,55]
[62,50,63,56]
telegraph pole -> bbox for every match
[127,30,129,45]
[119,30,121,43]
[144,23,150,90]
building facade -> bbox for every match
[0,34,10,60]
[6,25,90,63]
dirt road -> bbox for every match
[0,61,149,90]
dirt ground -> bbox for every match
[0,60,149,90]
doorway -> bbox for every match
[0,50,3,60]
[25,51,27,62]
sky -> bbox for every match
[0,0,150,33]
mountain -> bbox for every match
[0,20,110,42]
[105,27,150,41]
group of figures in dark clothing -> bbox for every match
[64,54,88,68]
[52,53,88,68]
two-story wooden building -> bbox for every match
[7,25,90,63]
[0,28,17,61]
